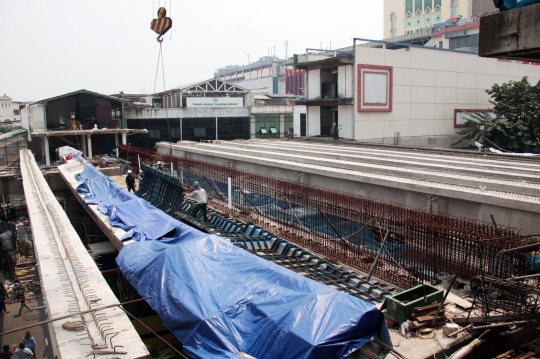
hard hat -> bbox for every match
[193,181,199,186]
[127,170,132,174]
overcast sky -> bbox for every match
[1,1,383,101]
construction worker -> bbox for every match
[186,181,208,221]
[125,170,136,193]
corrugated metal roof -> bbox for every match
[36,89,128,104]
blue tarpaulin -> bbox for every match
[118,235,389,359]
[72,161,390,359]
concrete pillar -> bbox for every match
[279,114,285,138]
[81,135,87,156]
[114,133,119,147]
[43,137,50,166]
[122,133,127,145]
[87,135,93,159]
[250,114,256,139]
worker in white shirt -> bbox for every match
[186,181,208,221]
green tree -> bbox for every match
[454,77,540,152]
[0,125,14,134]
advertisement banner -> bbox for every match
[186,97,243,108]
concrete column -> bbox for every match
[87,135,93,159]
[122,133,127,145]
[43,137,50,166]
[81,135,87,156]
[279,114,285,138]
[250,114,256,139]
[114,133,119,147]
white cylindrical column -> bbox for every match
[44,137,50,166]
[228,177,232,209]
[87,135,93,159]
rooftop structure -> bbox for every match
[293,39,540,147]
[21,89,148,165]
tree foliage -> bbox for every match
[454,77,540,152]
[0,125,14,134]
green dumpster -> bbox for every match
[386,284,444,324]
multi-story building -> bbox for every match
[214,56,306,96]
[294,40,540,147]
[0,94,23,127]
[215,57,307,137]
[383,0,497,39]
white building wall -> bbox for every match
[338,65,353,98]
[307,106,320,136]
[0,97,21,124]
[354,45,540,141]
[235,77,273,94]
[307,69,321,100]
[29,104,46,132]
[293,105,306,137]
[338,105,354,139]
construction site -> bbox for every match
[0,133,537,359]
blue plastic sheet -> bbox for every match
[501,0,540,9]
[118,234,390,359]
[73,161,390,358]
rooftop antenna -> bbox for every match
[284,40,288,59]
[247,54,250,64]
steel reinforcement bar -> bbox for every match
[118,145,540,289]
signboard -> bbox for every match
[186,97,243,108]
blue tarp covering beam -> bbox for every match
[73,162,391,359]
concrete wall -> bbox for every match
[354,45,540,141]
[338,105,354,139]
[293,105,306,138]
[307,107,320,136]
[234,77,273,94]
[125,107,250,120]
[307,69,321,100]
[29,103,46,132]
[338,65,353,98]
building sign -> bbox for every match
[186,97,243,108]
[357,64,393,112]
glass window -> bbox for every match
[270,127,278,134]
[194,128,206,137]
[415,0,422,13]
[434,0,441,10]
[406,0,413,15]
[13,109,19,115]
[260,128,268,134]
[149,129,160,139]
[424,0,433,11]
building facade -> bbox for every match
[0,94,23,127]
[383,0,497,39]
[295,42,540,146]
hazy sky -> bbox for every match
[1,1,383,101]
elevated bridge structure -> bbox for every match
[19,150,149,359]
[155,139,540,234]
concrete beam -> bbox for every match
[479,3,540,61]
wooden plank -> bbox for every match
[445,292,473,309]
[416,314,446,323]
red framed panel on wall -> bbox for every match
[454,109,494,128]
[357,64,393,112]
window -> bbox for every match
[260,128,268,134]
[405,0,413,16]
[149,129,160,139]
[170,127,180,138]
[439,41,443,48]
[194,128,206,137]
[13,109,19,115]
[269,127,278,134]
